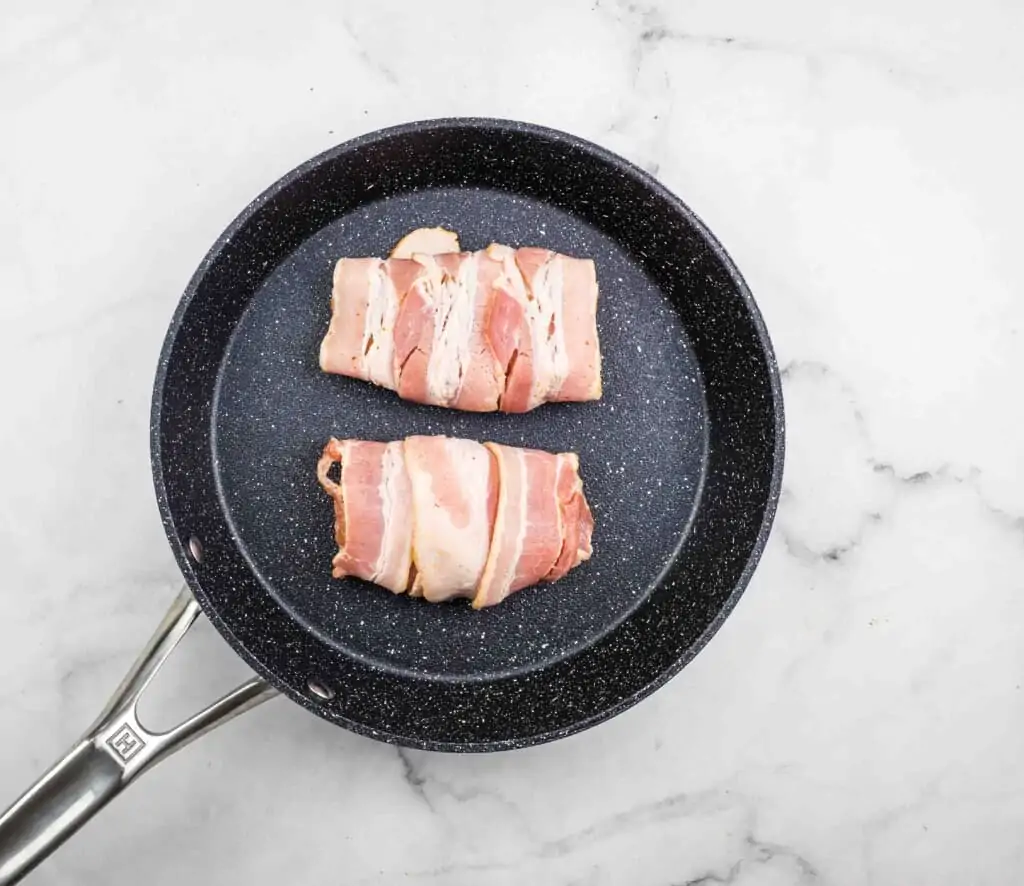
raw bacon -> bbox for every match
[315,439,414,593]
[316,435,594,608]
[319,232,602,413]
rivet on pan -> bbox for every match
[188,536,204,564]
[308,680,335,701]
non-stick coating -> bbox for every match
[216,188,706,679]
[152,119,784,750]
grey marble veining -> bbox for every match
[2,0,1023,883]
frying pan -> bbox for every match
[0,118,783,883]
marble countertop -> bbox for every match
[2,0,1022,883]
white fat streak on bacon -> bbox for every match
[372,441,412,590]
[406,436,493,602]
[419,253,478,406]
[473,445,529,608]
[524,255,570,407]
[487,245,528,302]
[512,448,530,570]
[361,261,399,389]
[488,244,529,309]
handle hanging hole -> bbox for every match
[188,536,204,564]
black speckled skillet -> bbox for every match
[0,119,783,883]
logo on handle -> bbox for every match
[106,724,145,762]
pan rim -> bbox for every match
[150,116,785,752]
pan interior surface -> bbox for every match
[213,186,708,680]
[154,119,782,749]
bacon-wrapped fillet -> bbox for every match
[319,234,602,413]
[316,435,594,608]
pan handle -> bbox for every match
[0,586,278,885]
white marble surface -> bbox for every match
[2,0,1023,883]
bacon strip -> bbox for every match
[315,439,414,593]
[404,435,497,603]
[319,237,601,412]
[316,435,593,608]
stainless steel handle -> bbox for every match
[0,586,279,884]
